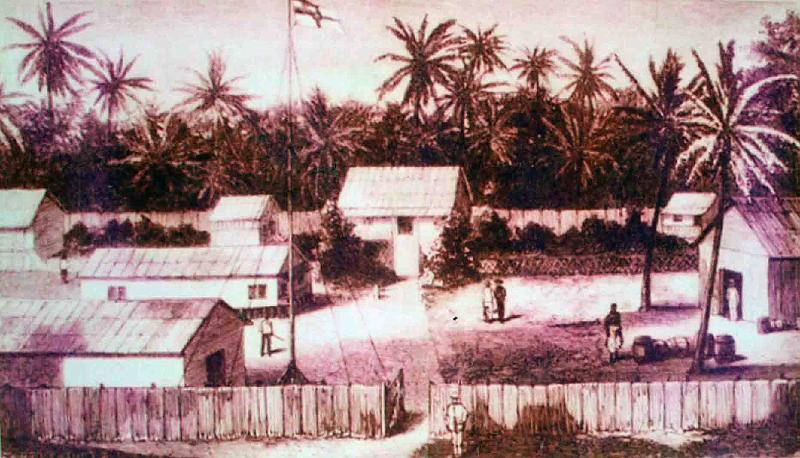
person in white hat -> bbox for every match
[445,391,468,456]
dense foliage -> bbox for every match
[64,218,209,253]
[3,5,799,214]
[423,213,481,287]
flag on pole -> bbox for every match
[293,0,343,32]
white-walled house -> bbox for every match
[209,194,283,246]
[698,197,800,324]
[660,192,717,241]
[0,189,65,271]
[78,244,310,316]
[337,166,472,277]
[0,298,245,388]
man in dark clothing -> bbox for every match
[493,279,506,322]
[603,303,623,364]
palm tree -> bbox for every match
[469,97,517,164]
[87,51,153,135]
[616,50,692,311]
[458,24,507,73]
[376,15,460,121]
[116,110,201,209]
[177,51,253,125]
[300,88,367,206]
[543,103,617,197]
[6,2,95,113]
[511,46,559,95]
[678,41,800,373]
[559,37,615,109]
[437,66,504,154]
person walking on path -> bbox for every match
[260,318,274,357]
[482,280,495,322]
[603,303,623,364]
[493,279,506,322]
[445,392,469,457]
[59,252,70,284]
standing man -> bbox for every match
[260,318,274,357]
[725,278,740,320]
[493,279,506,323]
[603,303,623,364]
[59,252,69,284]
[445,392,468,457]
[482,280,495,322]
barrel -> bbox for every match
[652,339,668,361]
[714,335,736,364]
[758,317,772,334]
[632,336,654,364]
[666,337,693,357]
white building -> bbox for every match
[209,194,283,246]
[0,189,65,271]
[337,166,472,277]
[78,244,310,316]
[698,197,800,324]
[0,298,245,388]
[660,192,717,241]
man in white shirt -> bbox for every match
[725,279,740,320]
[260,319,274,356]
[445,392,469,456]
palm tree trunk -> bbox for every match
[690,143,729,374]
[106,105,113,141]
[640,155,670,311]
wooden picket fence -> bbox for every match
[0,384,392,443]
[429,378,799,438]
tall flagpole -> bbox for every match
[280,0,306,385]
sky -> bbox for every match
[0,0,797,113]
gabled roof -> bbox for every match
[663,192,717,216]
[0,298,229,355]
[79,244,291,279]
[0,189,48,229]
[732,197,800,258]
[209,195,276,222]
[337,166,467,217]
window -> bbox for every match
[672,215,684,223]
[248,284,268,300]
[107,286,127,301]
[397,217,414,234]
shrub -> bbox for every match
[134,217,167,246]
[424,213,480,288]
[474,211,513,252]
[101,219,134,245]
[294,232,322,260]
[514,223,556,252]
[319,207,396,287]
[64,218,209,250]
[166,224,210,246]
[64,222,94,249]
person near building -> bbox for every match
[260,318,274,356]
[725,279,740,320]
[603,303,624,364]
[59,252,70,284]
[445,391,469,456]
[493,279,506,322]
[482,280,495,322]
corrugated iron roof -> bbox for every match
[663,192,717,216]
[0,189,47,229]
[79,245,290,279]
[733,197,800,258]
[0,298,222,355]
[209,195,276,222]
[337,167,463,217]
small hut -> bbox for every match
[337,166,472,277]
[0,189,65,271]
[660,192,717,241]
[0,298,245,387]
[698,197,800,325]
[209,195,283,246]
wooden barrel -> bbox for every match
[632,336,653,364]
[666,337,693,357]
[652,339,668,361]
[714,335,736,364]
[758,317,772,334]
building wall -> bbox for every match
[211,220,262,246]
[0,355,63,387]
[32,196,65,259]
[0,230,32,251]
[698,208,770,322]
[81,277,281,309]
[62,357,184,387]
[352,217,394,241]
[182,305,245,387]
[768,258,800,324]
